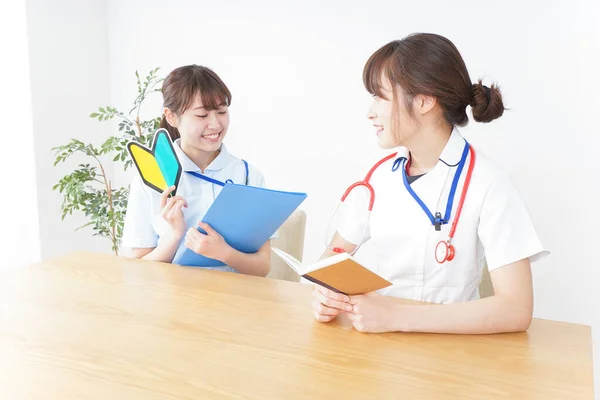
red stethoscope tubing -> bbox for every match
[331,147,476,263]
[339,153,397,211]
[435,146,476,263]
[331,153,397,253]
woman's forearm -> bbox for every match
[222,242,271,277]
[394,294,533,334]
[139,236,181,263]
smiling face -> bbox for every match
[366,74,420,149]
[165,92,230,153]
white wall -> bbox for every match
[19,0,598,391]
[0,0,41,267]
[106,0,599,390]
[26,0,112,259]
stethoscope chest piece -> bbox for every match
[435,240,455,264]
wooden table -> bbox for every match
[0,252,594,399]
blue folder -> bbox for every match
[174,183,307,267]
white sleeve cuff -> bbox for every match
[121,237,157,249]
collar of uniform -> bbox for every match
[392,146,409,160]
[437,127,466,166]
[173,139,232,172]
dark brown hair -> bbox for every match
[160,65,232,140]
[363,33,505,132]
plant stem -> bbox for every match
[135,116,142,138]
[93,155,118,256]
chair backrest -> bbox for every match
[479,262,495,298]
[267,209,306,282]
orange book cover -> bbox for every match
[272,248,392,295]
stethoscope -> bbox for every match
[327,141,475,264]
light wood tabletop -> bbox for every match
[0,252,594,399]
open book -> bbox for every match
[272,248,392,295]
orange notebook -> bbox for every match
[272,248,392,295]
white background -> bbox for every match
[3,0,598,392]
[0,0,41,267]
[26,0,112,258]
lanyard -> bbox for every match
[184,160,249,186]
[186,171,228,186]
[401,141,470,231]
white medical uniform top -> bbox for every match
[121,140,268,271]
[337,128,548,304]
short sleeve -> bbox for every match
[478,173,549,271]
[335,186,371,246]
[121,175,159,249]
[248,164,266,188]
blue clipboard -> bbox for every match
[174,184,307,267]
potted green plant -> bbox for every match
[52,68,163,255]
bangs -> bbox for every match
[179,66,232,113]
[362,42,397,100]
